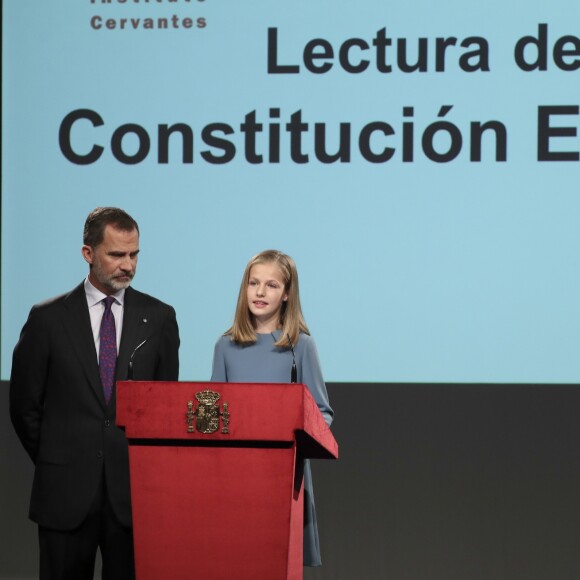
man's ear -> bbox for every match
[81,245,93,266]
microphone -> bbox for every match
[128,339,148,380]
[287,334,297,384]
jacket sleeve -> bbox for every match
[154,305,180,381]
[9,305,50,463]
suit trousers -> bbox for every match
[38,470,135,580]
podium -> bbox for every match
[116,381,338,580]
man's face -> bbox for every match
[82,225,140,295]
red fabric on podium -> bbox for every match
[116,382,337,580]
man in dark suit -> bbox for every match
[10,207,180,580]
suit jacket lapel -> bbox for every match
[116,287,150,382]
[110,287,151,413]
[61,283,106,408]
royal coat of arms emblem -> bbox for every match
[186,389,230,434]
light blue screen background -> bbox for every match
[3,0,580,383]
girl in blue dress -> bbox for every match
[211,249,333,566]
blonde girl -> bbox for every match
[211,249,333,566]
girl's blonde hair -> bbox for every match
[226,250,310,347]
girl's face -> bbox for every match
[246,262,288,333]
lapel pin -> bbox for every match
[143,318,148,323]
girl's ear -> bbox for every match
[283,295,288,302]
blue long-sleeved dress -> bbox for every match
[211,330,333,566]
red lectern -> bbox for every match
[116,381,338,580]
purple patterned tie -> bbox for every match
[99,296,117,404]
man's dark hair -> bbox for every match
[83,207,139,247]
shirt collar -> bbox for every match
[84,276,126,308]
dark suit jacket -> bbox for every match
[9,282,180,531]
